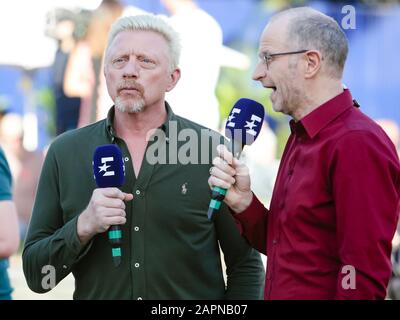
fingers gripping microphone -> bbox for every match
[208,98,265,220]
[93,144,125,267]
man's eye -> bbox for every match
[138,56,155,66]
[112,57,127,66]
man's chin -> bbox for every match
[115,98,145,113]
[271,102,282,113]
[116,105,145,113]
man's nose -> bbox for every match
[252,62,266,81]
[123,58,139,78]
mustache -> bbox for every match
[117,80,144,95]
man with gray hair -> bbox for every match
[208,7,400,299]
[23,14,265,299]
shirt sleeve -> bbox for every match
[0,148,12,201]
[215,204,265,300]
[233,193,269,255]
[22,143,92,293]
[331,130,400,299]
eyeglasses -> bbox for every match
[262,50,309,70]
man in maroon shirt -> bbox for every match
[208,7,400,299]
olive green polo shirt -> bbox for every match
[0,147,13,300]
[23,103,264,300]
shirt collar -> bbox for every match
[291,89,355,139]
[106,102,177,142]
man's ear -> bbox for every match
[166,68,181,92]
[304,50,322,79]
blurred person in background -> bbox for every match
[0,113,44,239]
[376,118,400,300]
[208,7,400,299]
[46,8,82,135]
[161,0,223,130]
[0,146,20,300]
[390,218,400,300]
[376,118,400,157]
[63,0,123,129]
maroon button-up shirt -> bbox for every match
[235,89,400,299]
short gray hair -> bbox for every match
[105,14,181,71]
[272,7,348,78]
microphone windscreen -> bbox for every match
[225,98,265,146]
[93,144,125,188]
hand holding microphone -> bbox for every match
[208,145,253,214]
[77,188,133,244]
[207,98,264,218]
[77,144,133,267]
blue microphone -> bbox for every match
[208,98,265,219]
[93,144,126,267]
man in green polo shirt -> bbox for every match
[23,14,264,299]
[0,147,20,300]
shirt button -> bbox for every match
[134,263,140,268]
[279,202,284,209]
[134,226,140,232]
[136,190,141,195]
[124,157,129,162]
[273,239,278,245]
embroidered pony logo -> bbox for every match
[181,183,188,195]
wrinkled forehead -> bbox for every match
[106,29,169,59]
[121,29,166,47]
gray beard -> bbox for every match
[115,96,146,113]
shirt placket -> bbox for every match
[113,137,147,300]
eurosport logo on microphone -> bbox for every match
[98,157,116,177]
[226,107,263,138]
[144,118,264,165]
[93,146,126,188]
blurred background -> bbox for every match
[0,0,399,299]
